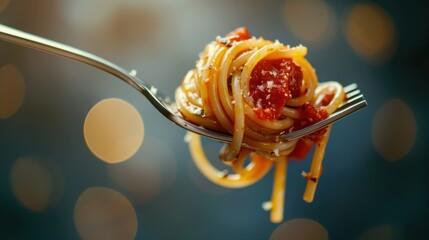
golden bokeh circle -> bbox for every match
[10,157,53,212]
[344,2,397,64]
[0,64,25,119]
[270,218,328,240]
[84,98,144,164]
[372,99,417,161]
[74,187,138,240]
[283,0,336,43]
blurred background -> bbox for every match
[1,0,428,239]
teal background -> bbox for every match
[1,0,428,239]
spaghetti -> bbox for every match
[175,28,345,223]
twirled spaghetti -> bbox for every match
[175,28,345,223]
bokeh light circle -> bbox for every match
[84,98,144,164]
[10,157,55,212]
[372,99,417,161]
[344,2,397,64]
[270,218,328,240]
[74,187,138,240]
[282,0,336,43]
[0,64,25,119]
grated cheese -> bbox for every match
[184,133,191,143]
[262,201,273,211]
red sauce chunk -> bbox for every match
[249,58,303,120]
[321,90,335,106]
[226,27,252,43]
[297,103,329,141]
[289,104,329,160]
[289,139,313,160]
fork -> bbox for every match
[0,24,367,145]
[283,83,367,141]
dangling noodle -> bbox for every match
[176,28,345,223]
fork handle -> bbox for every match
[0,24,149,95]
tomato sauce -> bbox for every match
[249,58,303,120]
[288,103,329,160]
[321,91,335,106]
[226,27,252,42]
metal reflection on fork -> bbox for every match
[0,24,367,146]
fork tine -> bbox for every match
[346,89,361,99]
[338,94,365,109]
[333,97,367,117]
[343,83,358,93]
[280,84,367,141]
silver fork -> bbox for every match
[281,83,367,141]
[0,24,367,145]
